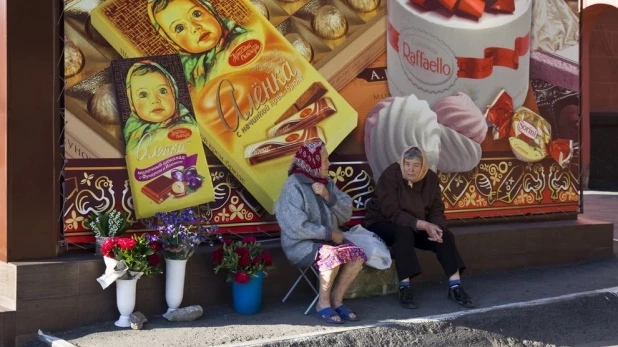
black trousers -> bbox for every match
[367,221,466,282]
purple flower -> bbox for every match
[148,209,214,254]
[145,233,160,243]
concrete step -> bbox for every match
[0,305,16,347]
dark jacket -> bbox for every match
[364,162,447,230]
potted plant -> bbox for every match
[213,237,274,315]
[86,210,133,256]
[146,208,218,314]
[101,235,162,327]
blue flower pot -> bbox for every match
[232,272,264,315]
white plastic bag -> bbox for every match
[344,225,392,270]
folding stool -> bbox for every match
[281,266,320,315]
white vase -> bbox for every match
[115,278,138,328]
[165,258,188,314]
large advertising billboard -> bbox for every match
[63,0,580,242]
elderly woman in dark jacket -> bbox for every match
[275,141,366,324]
[365,146,475,309]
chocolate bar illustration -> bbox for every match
[141,175,175,204]
[278,104,299,124]
[268,97,336,138]
[245,127,326,165]
[274,82,328,124]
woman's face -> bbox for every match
[155,0,223,54]
[130,71,176,123]
[320,149,331,179]
[402,157,422,182]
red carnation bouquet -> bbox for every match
[212,237,275,284]
[102,234,163,278]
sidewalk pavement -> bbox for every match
[23,192,618,347]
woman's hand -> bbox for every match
[426,224,443,243]
[416,220,443,243]
[312,182,330,201]
[331,230,344,244]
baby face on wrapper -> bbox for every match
[153,0,223,54]
[129,68,177,124]
[149,0,249,91]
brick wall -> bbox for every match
[590,8,618,112]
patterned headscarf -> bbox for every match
[288,141,328,184]
[400,146,429,185]
[123,60,195,150]
[147,0,249,90]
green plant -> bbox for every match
[102,234,162,277]
[213,237,274,284]
[87,210,132,238]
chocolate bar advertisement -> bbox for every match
[63,0,580,242]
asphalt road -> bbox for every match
[263,293,618,347]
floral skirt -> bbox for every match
[314,242,367,272]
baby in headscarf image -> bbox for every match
[148,0,250,91]
[123,60,197,150]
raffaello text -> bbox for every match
[402,42,452,76]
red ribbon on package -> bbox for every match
[484,89,513,140]
[548,139,574,168]
[485,90,574,168]
[410,0,515,19]
[387,23,530,80]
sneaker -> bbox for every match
[399,286,418,309]
[448,285,476,308]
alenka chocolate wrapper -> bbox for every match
[485,89,574,168]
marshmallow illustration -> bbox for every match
[431,92,488,144]
[365,94,482,182]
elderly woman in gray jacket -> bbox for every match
[275,141,366,324]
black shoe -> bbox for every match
[448,285,476,308]
[399,286,418,309]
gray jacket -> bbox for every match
[275,173,353,267]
